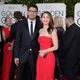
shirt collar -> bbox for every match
[28,18,36,23]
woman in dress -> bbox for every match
[53,16,64,79]
[36,11,58,80]
[2,16,13,80]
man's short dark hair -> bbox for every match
[66,15,74,21]
[27,4,38,12]
[14,11,22,20]
[66,15,74,19]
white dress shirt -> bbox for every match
[28,18,36,35]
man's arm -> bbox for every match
[14,23,22,66]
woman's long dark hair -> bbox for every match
[40,11,54,34]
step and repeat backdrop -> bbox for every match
[0,3,80,27]
[0,3,66,28]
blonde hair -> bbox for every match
[54,16,63,28]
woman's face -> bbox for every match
[5,18,12,27]
[41,13,50,25]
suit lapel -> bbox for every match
[24,20,31,38]
[33,20,39,39]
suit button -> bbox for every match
[30,49,32,51]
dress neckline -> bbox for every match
[39,36,52,39]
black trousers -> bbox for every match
[16,53,36,80]
[9,56,16,80]
[55,57,62,80]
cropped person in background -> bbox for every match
[2,16,13,80]
[5,11,26,80]
[62,15,80,80]
[53,16,64,80]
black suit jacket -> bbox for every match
[62,23,80,69]
[14,19,40,63]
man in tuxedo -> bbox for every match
[62,15,80,80]
[5,11,25,80]
[14,4,40,80]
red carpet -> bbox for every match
[0,67,80,80]
[62,75,80,80]
[0,74,80,80]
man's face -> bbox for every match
[65,19,69,26]
[27,7,37,20]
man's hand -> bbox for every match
[14,58,19,66]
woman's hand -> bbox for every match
[39,50,47,57]
[8,42,13,51]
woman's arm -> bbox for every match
[2,31,6,41]
[45,29,58,52]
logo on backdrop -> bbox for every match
[74,3,80,27]
[0,4,27,26]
